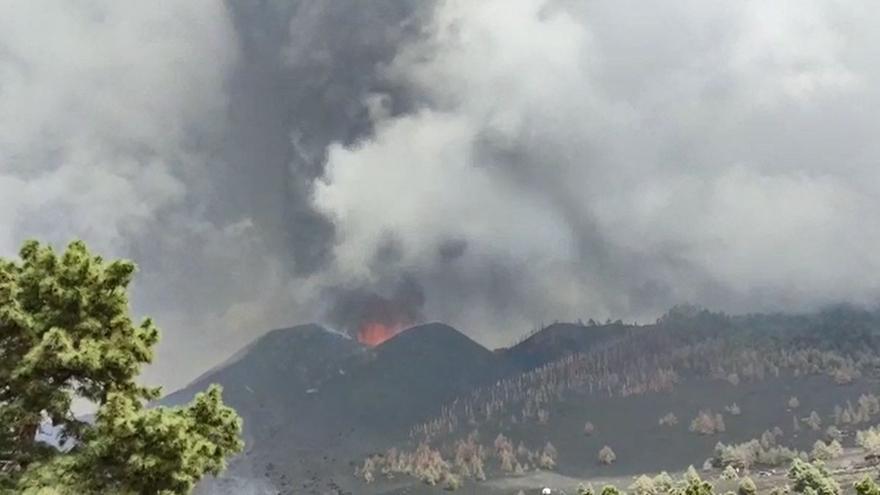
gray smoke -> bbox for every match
[2,0,880,390]
[323,275,425,337]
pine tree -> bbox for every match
[0,240,243,494]
[654,472,675,493]
[598,445,617,465]
[630,474,658,495]
[682,467,714,495]
[788,459,840,495]
[721,465,739,480]
[578,483,596,495]
[805,411,822,431]
[738,476,757,495]
[855,476,880,495]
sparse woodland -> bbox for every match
[567,456,880,495]
[357,307,880,490]
[569,459,880,495]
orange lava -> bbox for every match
[358,322,405,347]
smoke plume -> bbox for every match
[3,0,880,389]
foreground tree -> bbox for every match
[0,240,243,494]
[811,439,842,461]
[788,459,840,495]
[682,466,714,495]
[629,474,657,495]
[738,476,757,495]
[855,476,880,495]
[577,484,595,495]
[856,426,880,455]
[721,464,739,480]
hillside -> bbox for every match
[167,322,537,494]
[354,308,880,494]
[323,323,513,434]
[503,321,628,371]
[163,307,880,495]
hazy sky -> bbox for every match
[2,0,880,391]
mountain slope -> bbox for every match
[164,308,880,495]
[162,324,362,409]
[503,322,627,371]
[322,322,513,434]
[164,322,520,494]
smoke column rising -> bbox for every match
[2,0,880,390]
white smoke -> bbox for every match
[0,1,303,388]
[315,0,880,343]
[5,0,880,388]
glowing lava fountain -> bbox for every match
[358,322,406,347]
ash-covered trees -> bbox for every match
[690,411,725,435]
[738,476,757,495]
[584,421,596,435]
[857,427,880,456]
[804,411,822,431]
[494,433,518,473]
[601,485,623,495]
[721,465,739,481]
[682,466,714,495]
[859,394,880,417]
[788,459,840,495]
[811,440,843,461]
[538,442,557,470]
[629,474,657,495]
[578,483,595,495]
[713,438,803,469]
[832,366,857,385]
[653,472,675,493]
[0,241,243,494]
[659,413,678,426]
[855,476,880,495]
[825,426,842,442]
[358,442,457,486]
[443,472,462,490]
[598,445,616,465]
[413,442,453,485]
[454,433,486,480]
[358,457,377,483]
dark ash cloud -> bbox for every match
[3,0,880,389]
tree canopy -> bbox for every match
[0,240,242,494]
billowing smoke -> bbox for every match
[314,0,880,344]
[3,0,880,389]
[324,275,425,346]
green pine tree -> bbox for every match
[854,476,880,495]
[788,459,840,495]
[738,477,757,495]
[0,240,243,494]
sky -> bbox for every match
[2,0,880,391]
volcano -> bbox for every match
[163,320,623,494]
[163,322,516,494]
[339,322,513,431]
[158,311,880,495]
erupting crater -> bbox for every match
[358,322,406,347]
